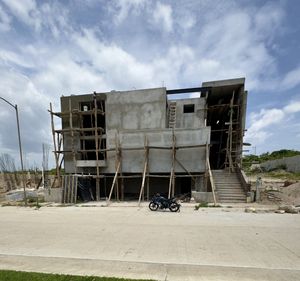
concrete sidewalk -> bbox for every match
[0,206,299,280]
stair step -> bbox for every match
[215,183,241,188]
[219,200,246,203]
[212,169,247,202]
[219,197,246,199]
[215,182,241,184]
[218,192,245,196]
[218,191,245,194]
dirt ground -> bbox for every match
[0,205,299,281]
[247,173,300,206]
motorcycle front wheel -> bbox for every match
[149,202,159,211]
[169,202,180,212]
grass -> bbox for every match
[0,270,155,281]
[246,170,300,181]
[266,171,300,180]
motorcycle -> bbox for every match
[149,195,181,212]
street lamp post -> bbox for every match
[0,97,27,206]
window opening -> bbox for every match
[183,104,195,113]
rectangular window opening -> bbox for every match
[183,104,195,113]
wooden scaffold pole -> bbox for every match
[138,136,149,206]
[93,93,101,201]
[69,99,77,175]
[49,103,61,187]
[107,161,121,205]
[107,133,121,205]
[114,134,120,201]
[226,91,235,172]
[206,142,217,206]
[168,131,176,199]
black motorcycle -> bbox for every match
[149,195,181,212]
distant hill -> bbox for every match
[243,149,300,167]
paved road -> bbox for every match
[0,205,299,280]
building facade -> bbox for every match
[50,78,248,202]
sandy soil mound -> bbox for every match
[280,182,300,205]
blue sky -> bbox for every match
[0,0,300,169]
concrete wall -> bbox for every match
[106,88,167,130]
[44,188,62,203]
[60,88,210,175]
[103,127,210,173]
[169,98,206,129]
[192,191,215,203]
[260,155,300,173]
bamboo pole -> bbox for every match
[74,176,78,204]
[138,137,148,206]
[172,132,176,197]
[107,161,121,204]
[226,92,235,172]
[168,131,176,198]
[119,139,124,201]
[94,93,100,201]
[206,144,217,206]
[115,134,120,201]
[50,103,61,187]
[175,157,196,183]
[69,99,77,175]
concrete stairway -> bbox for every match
[212,170,246,203]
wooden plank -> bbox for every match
[68,175,71,204]
[70,176,74,204]
[63,176,68,204]
[74,176,78,204]
[61,176,65,203]
[146,171,150,201]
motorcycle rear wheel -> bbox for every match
[169,202,180,212]
[149,202,159,211]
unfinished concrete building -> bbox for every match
[49,78,249,203]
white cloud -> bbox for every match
[111,0,146,25]
[2,0,41,30]
[245,100,300,145]
[74,29,156,89]
[254,1,284,41]
[0,0,299,165]
[0,66,52,167]
[153,2,173,32]
[178,15,195,30]
[0,49,34,68]
[0,5,11,31]
[2,0,71,37]
[33,51,109,96]
[280,67,300,90]
[284,101,300,113]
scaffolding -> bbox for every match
[207,90,244,172]
[48,83,246,204]
[49,96,211,204]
